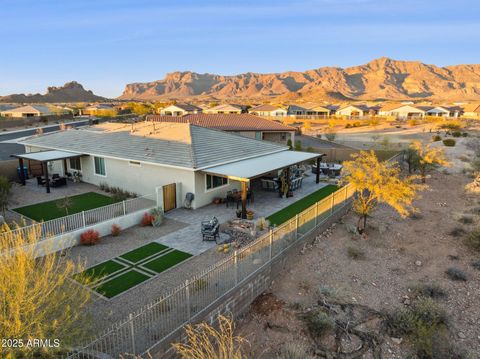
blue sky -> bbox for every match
[1,0,479,98]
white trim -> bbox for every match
[205,173,229,192]
[93,156,107,177]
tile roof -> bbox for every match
[146,113,295,132]
[1,105,53,114]
[205,104,243,113]
[166,103,203,111]
[249,104,285,112]
[20,122,287,170]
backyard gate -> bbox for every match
[162,183,177,212]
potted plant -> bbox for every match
[236,209,242,218]
[246,210,254,220]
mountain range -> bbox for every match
[119,58,480,102]
[0,81,106,103]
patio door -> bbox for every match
[163,183,177,212]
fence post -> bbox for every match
[185,279,191,320]
[269,229,273,261]
[123,200,126,215]
[129,313,136,355]
[295,214,299,239]
[82,211,86,227]
[234,250,238,285]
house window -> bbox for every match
[69,157,81,171]
[94,157,106,176]
[206,174,228,190]
[255,132,262,140]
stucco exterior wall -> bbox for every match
[193,171,241,208]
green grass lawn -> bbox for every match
[120,242,168,263]
[143,250,193,274]
[13,192,117,221]
[95,270,151,298]
[267,185,338,226]
[74,260,126,284]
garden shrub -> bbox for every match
[279,342,311,359]
[111,224,121,236]
[456,214,474,224]
[346,246,365,260]
[150,207,164,227]
[451,131,462,137]
[448,227,466,237]
[462,132,468,137]
[465,228,480,252]
[80,229,100,245]
[141,213,154,226]
[411,283,447,299]
[445,267,467,281]
[432,134,442,142]
[345,123,352,128]
[304,310,334,338]
[442,139,456,147]
[471,260,480,270]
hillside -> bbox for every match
[119,57,480,102]
[0,81,106,103]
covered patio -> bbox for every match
[202,150,325,219]
[12,150,85,193]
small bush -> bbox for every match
[345,123,352,128]
[471,260,480,270]
[456,214,474,224]
[411,283,447,299]
[462,132,468,137]
[409,212,423,220]
[445,267,467,281]
[347,246,365,260]
[432,134,442,142]
[451,131,462,137]
[279,342,312,359]
[304,311,334,338]
[80,229,100,245]
[111,224,121,236]
[141,213,154,226]
[353,121,361,127]
[442,139,456,147]
[465,228,480,252]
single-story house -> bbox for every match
[204,104,244,114]
[16,122,322,216]
[424,106,460,118]
[146,113,295,144]
[462,104,480,119]
[378,104,426,119]
[287,103,331,117]
[81,104,117,116]
[335,105,372,118]
[0,105,55,118]
[248,104,288,117]
[159,103,203,116]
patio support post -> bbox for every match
[43,161,50,193]
[241,181,247,219]
[18,158,26,185]
[316,156,320,184]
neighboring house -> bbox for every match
[287,103,331,117]
[295,135,359,162]
[81,104,116,116]
[424,106,461,118]
[159,103,203,116]
[147,113,295,144]
[378,104,426,119]
[248,104,288,117]
[335,105,372,118]
[204,104,244,114]
[462,103,480,119]
[0,104,17,113]
[18,122,320,212]
[0,105,55,118]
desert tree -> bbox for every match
[342,151,422,234]
[0,223,92,358]
[409,140,449,183]
[404,147,421,174]
[56,196,73,216]
[172,315,247,359]
[0,175,12,216]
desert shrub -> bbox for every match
[325,132,336,141]
[439,121,461,131]
[407,118,419,126]
[304,310,334,338]
[409,212,423,220]
[452,131,462,138]
[345,123,352,128]
[99,182,108,191]
[150,207,164,227]
[353,121,361,127]
[279,342,312,359]
[442,139,456,147]
[111,224,121,236]
[462,132,468,137]
[346,246,365,260]
[318,285,338,298]
[411,283,447,299]
[141,213,154,226]
[445,267,467,281]
[471,260,480,270]
[111,190,130,202]
[431,134,442,142]
[464,228,480,252]
[80,229,100,245]
[448,227,466,237]
[456,214,474,224]
[255,217,270,231]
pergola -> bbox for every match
[12,150,84,193]
[202,150,325,218]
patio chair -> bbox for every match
[36,176,46,186]
[225,190,235,208]
[201,217,220,243]
[52,174,60,179]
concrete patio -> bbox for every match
[156,173,334,255]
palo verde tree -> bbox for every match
[342,151,422,234]
[409,140,449,183]
[0,223,92,358]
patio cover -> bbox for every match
[202,150,323,182]
[12,150,83,162]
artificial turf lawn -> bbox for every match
[94,270,150,298]
[13,192,117,221]
[120,242,168,263]
[143,250,193,274]
[74,260,126,284]
[267,185,339,226]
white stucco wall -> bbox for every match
[193,171,241,208]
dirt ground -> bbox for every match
[236,170,480,358]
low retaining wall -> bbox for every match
[29,208,151,258]
[146,207,348,358]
